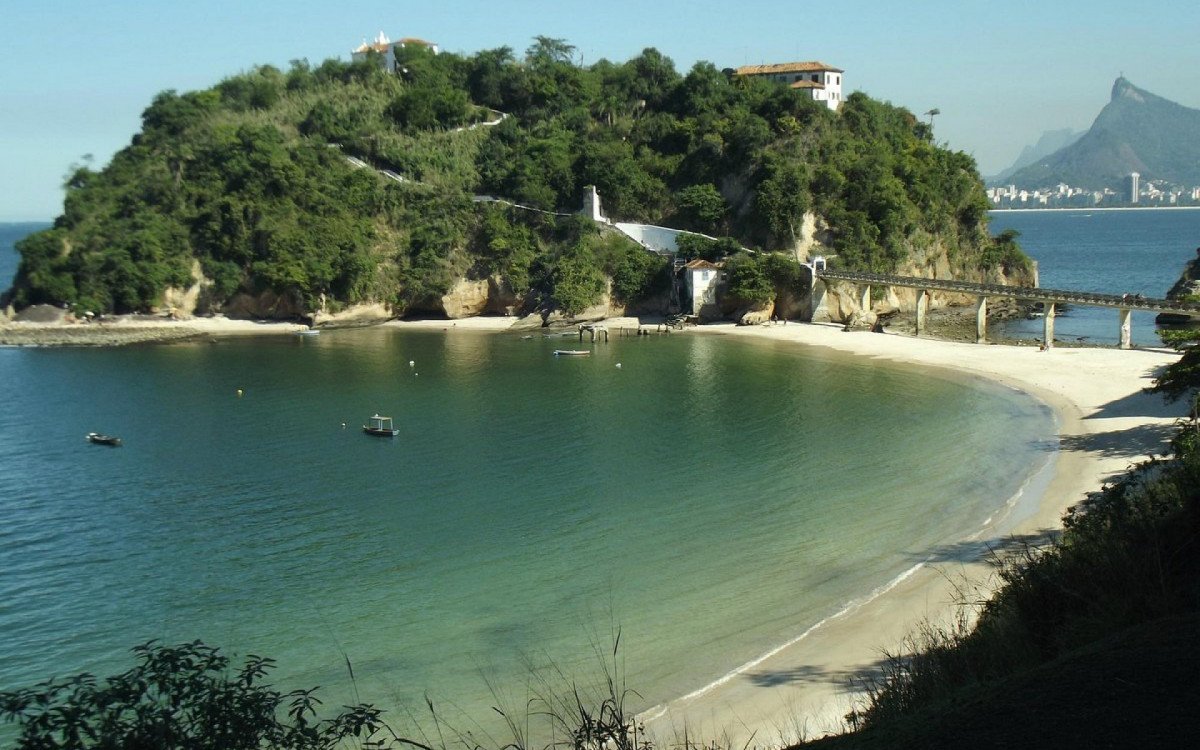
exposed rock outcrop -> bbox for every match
[311,303,393,328]
[156,260,207,317]
[803,232,1037,327]
[222,289,306,320]
[441,278,492,319]
[842,308,878,332]
[736,302,775,326]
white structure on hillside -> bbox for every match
[580,186,714,254]
[683,259,723,315]
[732,61,844,110]
[1128,172,1140,204]
[352,32,439,72]
[582,185,607,223]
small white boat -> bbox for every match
[362,414,400,437]
[298,329,320,336]
[553,349,591,356]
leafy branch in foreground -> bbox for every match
[0,640,427,750]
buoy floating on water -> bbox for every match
[408,360,415,367]
[237,389,243,397]
[615,363,622,369]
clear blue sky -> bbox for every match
[2,0,1198,221]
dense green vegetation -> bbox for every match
[5,38,1021,318]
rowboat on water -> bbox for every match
[553,350,591,356]
[86,432,122,447]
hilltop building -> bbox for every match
[731,61,844,110]
[352,32,439,72]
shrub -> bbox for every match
[0,641,390,750]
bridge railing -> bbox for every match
[816,269,1200,316]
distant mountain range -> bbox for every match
[999,78,1200,190]
[989,128,1083,184]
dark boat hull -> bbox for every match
[86,432,122,446]
[362,427,400,437]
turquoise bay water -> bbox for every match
[0,323,1053,735]
[990,208,1200,345]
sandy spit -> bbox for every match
[0,316,315,347]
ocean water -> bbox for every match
[989,208,1200,346]
[0,222,48,293]
[0,315,1052,738]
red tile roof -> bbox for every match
[684,259,722,270]
[789,80,825,89]
[734,61,843,76]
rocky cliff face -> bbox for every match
[787,211,1037,325]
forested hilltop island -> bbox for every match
[1,38,1030,324]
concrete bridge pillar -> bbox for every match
[975,296,987,343]
[915,289,928,335]
[1043,303,1056,350]
[809,277,831,323]
[859,285,872,314]
[1119,308,1132,349]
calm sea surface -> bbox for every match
[2,209,1175,738]
[990,208,1200,345]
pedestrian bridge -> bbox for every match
[813,268,1200,349]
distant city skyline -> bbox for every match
[2,0,1198,220]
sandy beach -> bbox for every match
[0,314,312,346]
[639,322,1186,746]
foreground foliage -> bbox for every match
[0,641,389,749]
[6,39,1022,317]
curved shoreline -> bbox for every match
[639,323,1184,745]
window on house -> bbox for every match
[812,74,818,82]
[702,270,710,281]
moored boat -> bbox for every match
[553,350,591,356]
[362,414,400,437]
[86,432,122,446]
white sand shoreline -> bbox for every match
[639,322,1185,746]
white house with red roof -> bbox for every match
[352,32,439,72]
[683,259,723,315]
[732,61,844,110]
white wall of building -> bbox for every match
[685,268,722,313]
[613,222,713,254]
